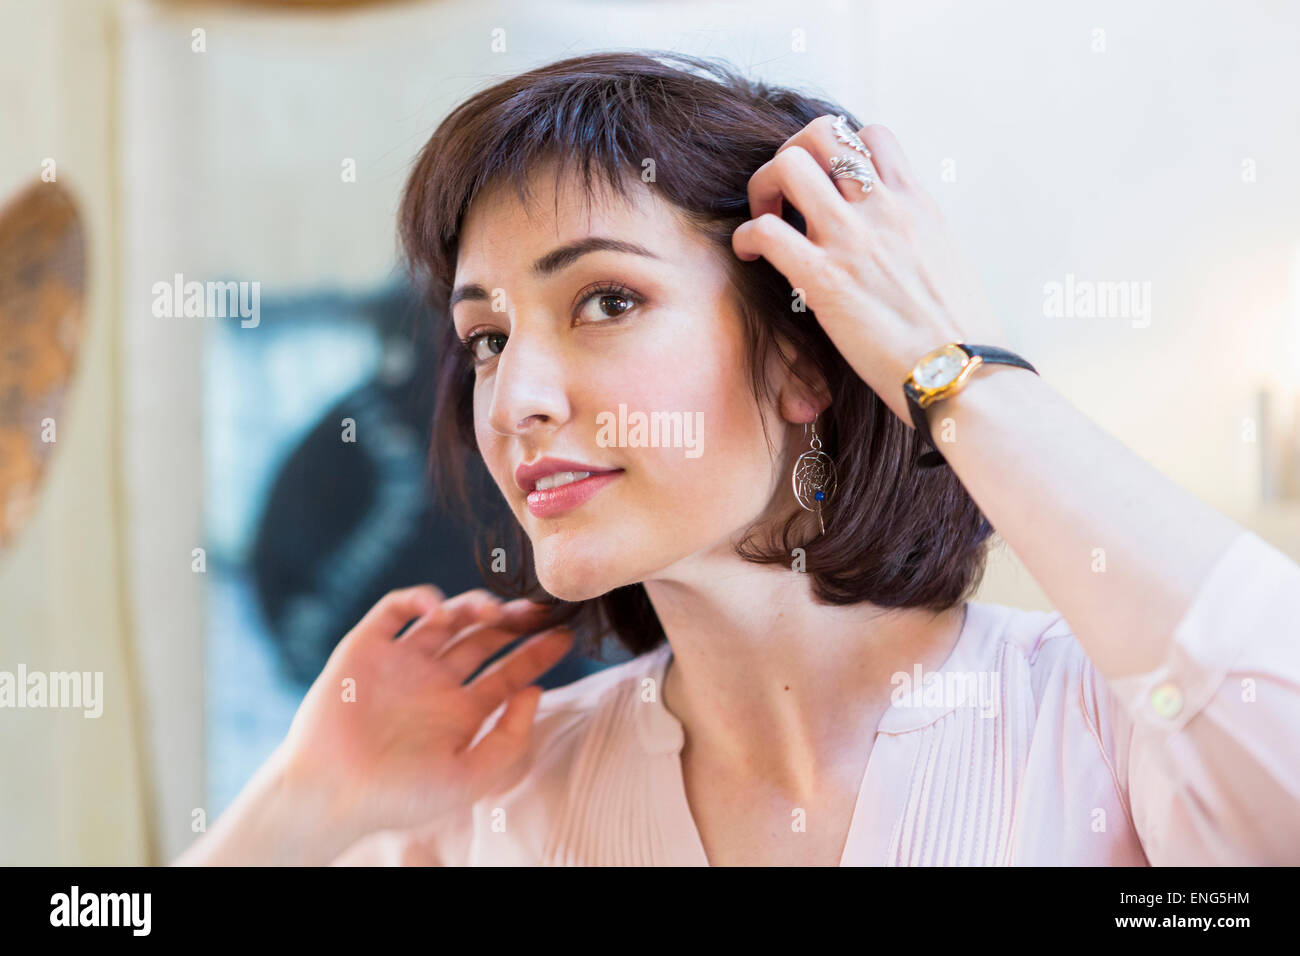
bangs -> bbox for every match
[399,50,805,304]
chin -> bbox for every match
[531,533,636,602]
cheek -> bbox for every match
[472,386,513,500]
[614,323,775,521]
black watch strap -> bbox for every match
[908,344,1037,468]
[904,379,944,467]
[964,344,1036,375]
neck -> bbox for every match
[644,547,968,795]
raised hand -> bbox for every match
[278,585,574,837]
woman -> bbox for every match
[177,51,1300,866]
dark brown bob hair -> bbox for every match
[398,50,993,659]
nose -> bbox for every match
[485,321,572,441]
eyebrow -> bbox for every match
[448,237,661,311]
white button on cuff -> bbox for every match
[1150,681,1184,718]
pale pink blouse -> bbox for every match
[333,529,1300,865]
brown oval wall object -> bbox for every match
[0,179,88,550]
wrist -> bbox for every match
[262,745,375,864]
[902,342,1039,464]
[175,746,366,866]
[927,360,1042,459]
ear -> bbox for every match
[770,333,830,425]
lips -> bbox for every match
[515,457,619,493]
[514,457,623,519]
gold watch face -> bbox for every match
[912,343,968,392]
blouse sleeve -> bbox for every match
[1089,528,1300,864]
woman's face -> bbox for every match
[451,162,813,601]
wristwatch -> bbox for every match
[903,343,1038,468]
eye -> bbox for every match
[573,282,644,325]
[460,329,507,365]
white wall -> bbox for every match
[0,0,151,865]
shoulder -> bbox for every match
[963,599,1080,673]
[468,643,670,770]
[535,644,670,718]
[339,647,672,867]
[960,599,1098,714]
[964,600,1133,768]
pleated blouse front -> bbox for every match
[339,529,1300,866]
